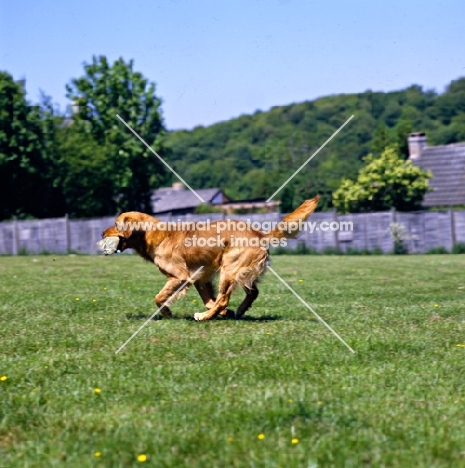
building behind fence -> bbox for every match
[0,209,464,255]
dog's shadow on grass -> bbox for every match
[236,315,282,322]
[125,313,282,322]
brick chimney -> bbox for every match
[408,132,427,160]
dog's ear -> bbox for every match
[115,214,133,239]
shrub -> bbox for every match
[345,247,383,256]
[322,246,343,255]
[452,243,465,254]
[426,246,449,254]
[270,242,319,256]
[194,203,223,214]
[333,146,432,213]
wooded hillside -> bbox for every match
[166,78,465,211]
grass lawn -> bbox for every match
[1,254,465,467]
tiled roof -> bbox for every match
[413,143,465,207]
[151,187,224,214]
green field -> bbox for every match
[1,254,465,467]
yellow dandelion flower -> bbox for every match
[317,401,323,405]
[434,304,438,307]
[137,454,147,462]
[291,438,299,444]
[94,388,101,394]
[266,332,271,335]
[258,433,265,440]
[75,298,80,301]
[192,299,197,303]
[104,287,107,290]
[227,437,234,442]
[278,296,281,300]
[94,452,102,457]
[456,344,465,347]
[92,299,96,302]
[119,297,123,300]
[288,398,293,403]
[0,375,7,381]
[298,279,303,283]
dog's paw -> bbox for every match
[219,308,236,319]
[159,308,173,318]
[194,312,208,321]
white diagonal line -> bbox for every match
[115,266,204,354]
[266,115,354,202]
[267,265,355,353]
[116,114,206,203]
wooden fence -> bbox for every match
[0,209,464,255]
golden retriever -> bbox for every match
[98,196,319,320]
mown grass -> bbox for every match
[1,254,465,467]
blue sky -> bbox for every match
[1,0,464,130]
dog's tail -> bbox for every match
[266,195,320,240]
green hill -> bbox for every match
[165,77,465,211]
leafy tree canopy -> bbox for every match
[65,56,169,215]
[332,146,432,213]
[0,72,63,220]
[3,66,465,219]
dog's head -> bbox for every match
[98,212,155,255]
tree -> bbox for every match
[332,146,432,213]
[65,56,168,215]
[0,72,63,220]
[54,121,115,217]
[165,76,465,208]
[371,122,391,156]
[279,184,294,213]
[447,77,465,95]
[394,118,413,159]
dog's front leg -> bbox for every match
[155,278,189,318]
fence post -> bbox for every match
[12,216,19,255]
[363,214,368,251]
[65,214,71,253]
[390,207,396,252]
[450,209,456,248]
[39,219,44,253]
[435,211,441,250]
[333,208,339,251]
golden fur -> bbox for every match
[101,195,319,320]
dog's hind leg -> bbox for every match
[235,282,259,319]
[155,278,190,318]
[194,277,235,321]
[194,281,235,318]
